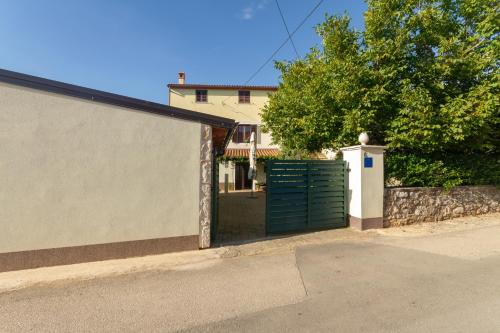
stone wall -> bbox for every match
[384,186,500,227]
[199,124,213,249]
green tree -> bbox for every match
[262,0,499,187]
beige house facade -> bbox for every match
[168,73,279,190]
[0,69,235,272]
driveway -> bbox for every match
[216,191,265,243]
[1,214,499,332]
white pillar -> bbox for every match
[340,142,387,230]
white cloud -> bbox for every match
[240,0,268,20]
[241,6,254,20]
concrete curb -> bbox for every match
[0,228,368,294]
[1,213,497,294]
[0,249,224,294]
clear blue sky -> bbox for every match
[0,0,366,104]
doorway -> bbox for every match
[235,162,251,190]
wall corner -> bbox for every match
[199,124,213,248]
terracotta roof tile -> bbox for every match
[224,148,281,158]
[168,84,277,91]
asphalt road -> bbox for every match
[1,223,500,332]
[184,241,500,332]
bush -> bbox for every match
[261,1,499,188]
[385,152,500,189]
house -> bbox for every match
[0,69,235,272]
[168,72,279,191]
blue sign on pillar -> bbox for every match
[364,153,373,168]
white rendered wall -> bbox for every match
[361,147,385,218]
[341,145,386,219]
[342,149,362,218]
[0,82,202,253]
[169,88,278,149]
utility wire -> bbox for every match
[222,0,324,106]
[275,0,300,59]
[243,0,324,85]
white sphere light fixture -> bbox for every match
[358,132,369,145]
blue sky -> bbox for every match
[0,0,366,104]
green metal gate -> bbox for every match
[266,160,347,234]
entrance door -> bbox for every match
[235,162,251,190]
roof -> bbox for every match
[222,148,330,160]
[168,83,278,91]
[224,148,281,159]
[0,68,236,129]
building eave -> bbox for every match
[0,68,236,129]
[168,83,278,91]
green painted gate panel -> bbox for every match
[266,160,347,234]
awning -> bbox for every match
[224,148,281,159]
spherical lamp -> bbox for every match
[358,132,369,145]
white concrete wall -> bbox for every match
[0,82,202,253]
[256,163,266,184]
[219,161,235,186]
[342,149,362,218]
[361,147,385,219]
[341,145,386,219]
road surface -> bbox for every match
[1,216,500,332]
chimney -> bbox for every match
[178,72,185,84]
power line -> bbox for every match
[243,0,324,85]
[222,0,324,106]
[275,0,300,59]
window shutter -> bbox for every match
[257,125,262,144]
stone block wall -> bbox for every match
[384,186,500,227]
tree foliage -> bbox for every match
[261,0,499,187]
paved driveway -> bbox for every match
[1,215,499,332]
[216,191,265,243]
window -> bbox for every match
[232,124,257,143]
[238,90,250,103]
[196,90,207,102]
